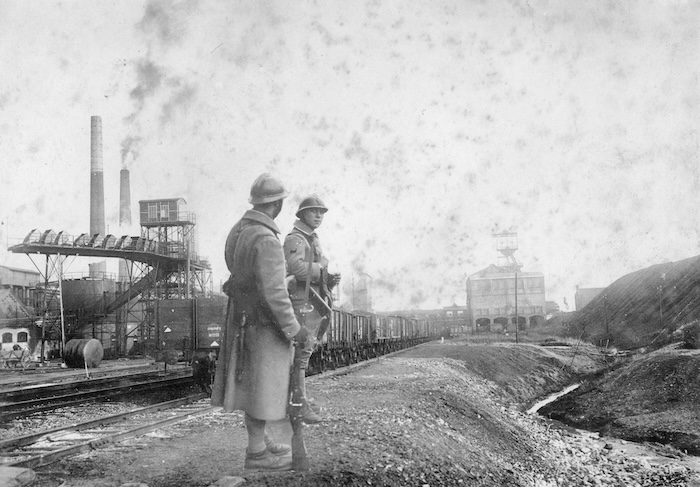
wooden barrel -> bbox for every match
[63,338,104,368]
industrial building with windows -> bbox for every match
[466,233,546,334]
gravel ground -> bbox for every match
[0,383,199,442]
[17,340,700,486]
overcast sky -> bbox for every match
[1,0,698,311]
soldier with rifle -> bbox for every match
[284,194,341,424]
[211,173,309,472]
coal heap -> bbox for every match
[569,254,700,349]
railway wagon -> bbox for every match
[308,309,437,374]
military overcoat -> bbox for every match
[211,210,300,420]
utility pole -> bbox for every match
[658,273,665,321]
[465,278,469,335]
[603,294,609,333]
[514,270,519,344]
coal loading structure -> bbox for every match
[7,116,215,364]
[9,197,217,363]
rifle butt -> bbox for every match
[290,417,309,471]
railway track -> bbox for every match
[0,393,213,469]
[0,371,194,421]
[0,361,163,388]
[0,369,189,400]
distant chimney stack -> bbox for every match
[119,168,131,228]
[89,116,106,278]
[118,168,131,280]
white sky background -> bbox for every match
[0,0,698,312]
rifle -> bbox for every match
[234,313,247,383]
[288,247,314,471]
[310,287,333,315]
[310,287,333,341]
[223,277,249,385]
[288,358,309,471]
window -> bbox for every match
[17,332,28,343]
[2,333,12,344]
[148,203,157,220]
[160,202,170,220]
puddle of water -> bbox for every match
[526,383,580,415]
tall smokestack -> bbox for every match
[89,116,106,278]
[118,168,132,280]
[119,168,131,227]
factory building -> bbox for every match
[466,233,546,334]
[0,265,43,357]
[0,265,40,309]
[466,265,546,333]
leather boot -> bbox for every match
[292,367,323,424]
[244,448,292,472]
[300,398,322,424]
[307,397,321,414]
[264,434,291,456]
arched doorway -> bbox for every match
[475,318,491,333]
[493,317,508,333]
[529,315,545,327]
[510,316,527,333]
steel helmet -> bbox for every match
[249,173,290,204]
[296,194,328,218]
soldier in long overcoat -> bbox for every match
[283,194,340,423]
[211,174,308,472]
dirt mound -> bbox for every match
[568,254,700,349]
[541,345,700,454]
[399,341,606,405]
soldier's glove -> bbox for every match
[328,273,341,290]
[293,326,309,346]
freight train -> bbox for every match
[308,309,437,374]
[0,288,440,370]
[154,296,440,373]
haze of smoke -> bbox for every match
[122,2,200,166]
[120,135,142,168]
[137,0,193,46]
[127,59,164,118]
[160,82,197,125]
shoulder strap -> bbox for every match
[291,228,318,261]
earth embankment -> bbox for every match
[540,343,700,455]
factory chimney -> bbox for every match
[118,168,131,280]
[119,168,131,228]
[116,167,132,356]
[89,116,106,278]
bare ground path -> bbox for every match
[33,340,700,487]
